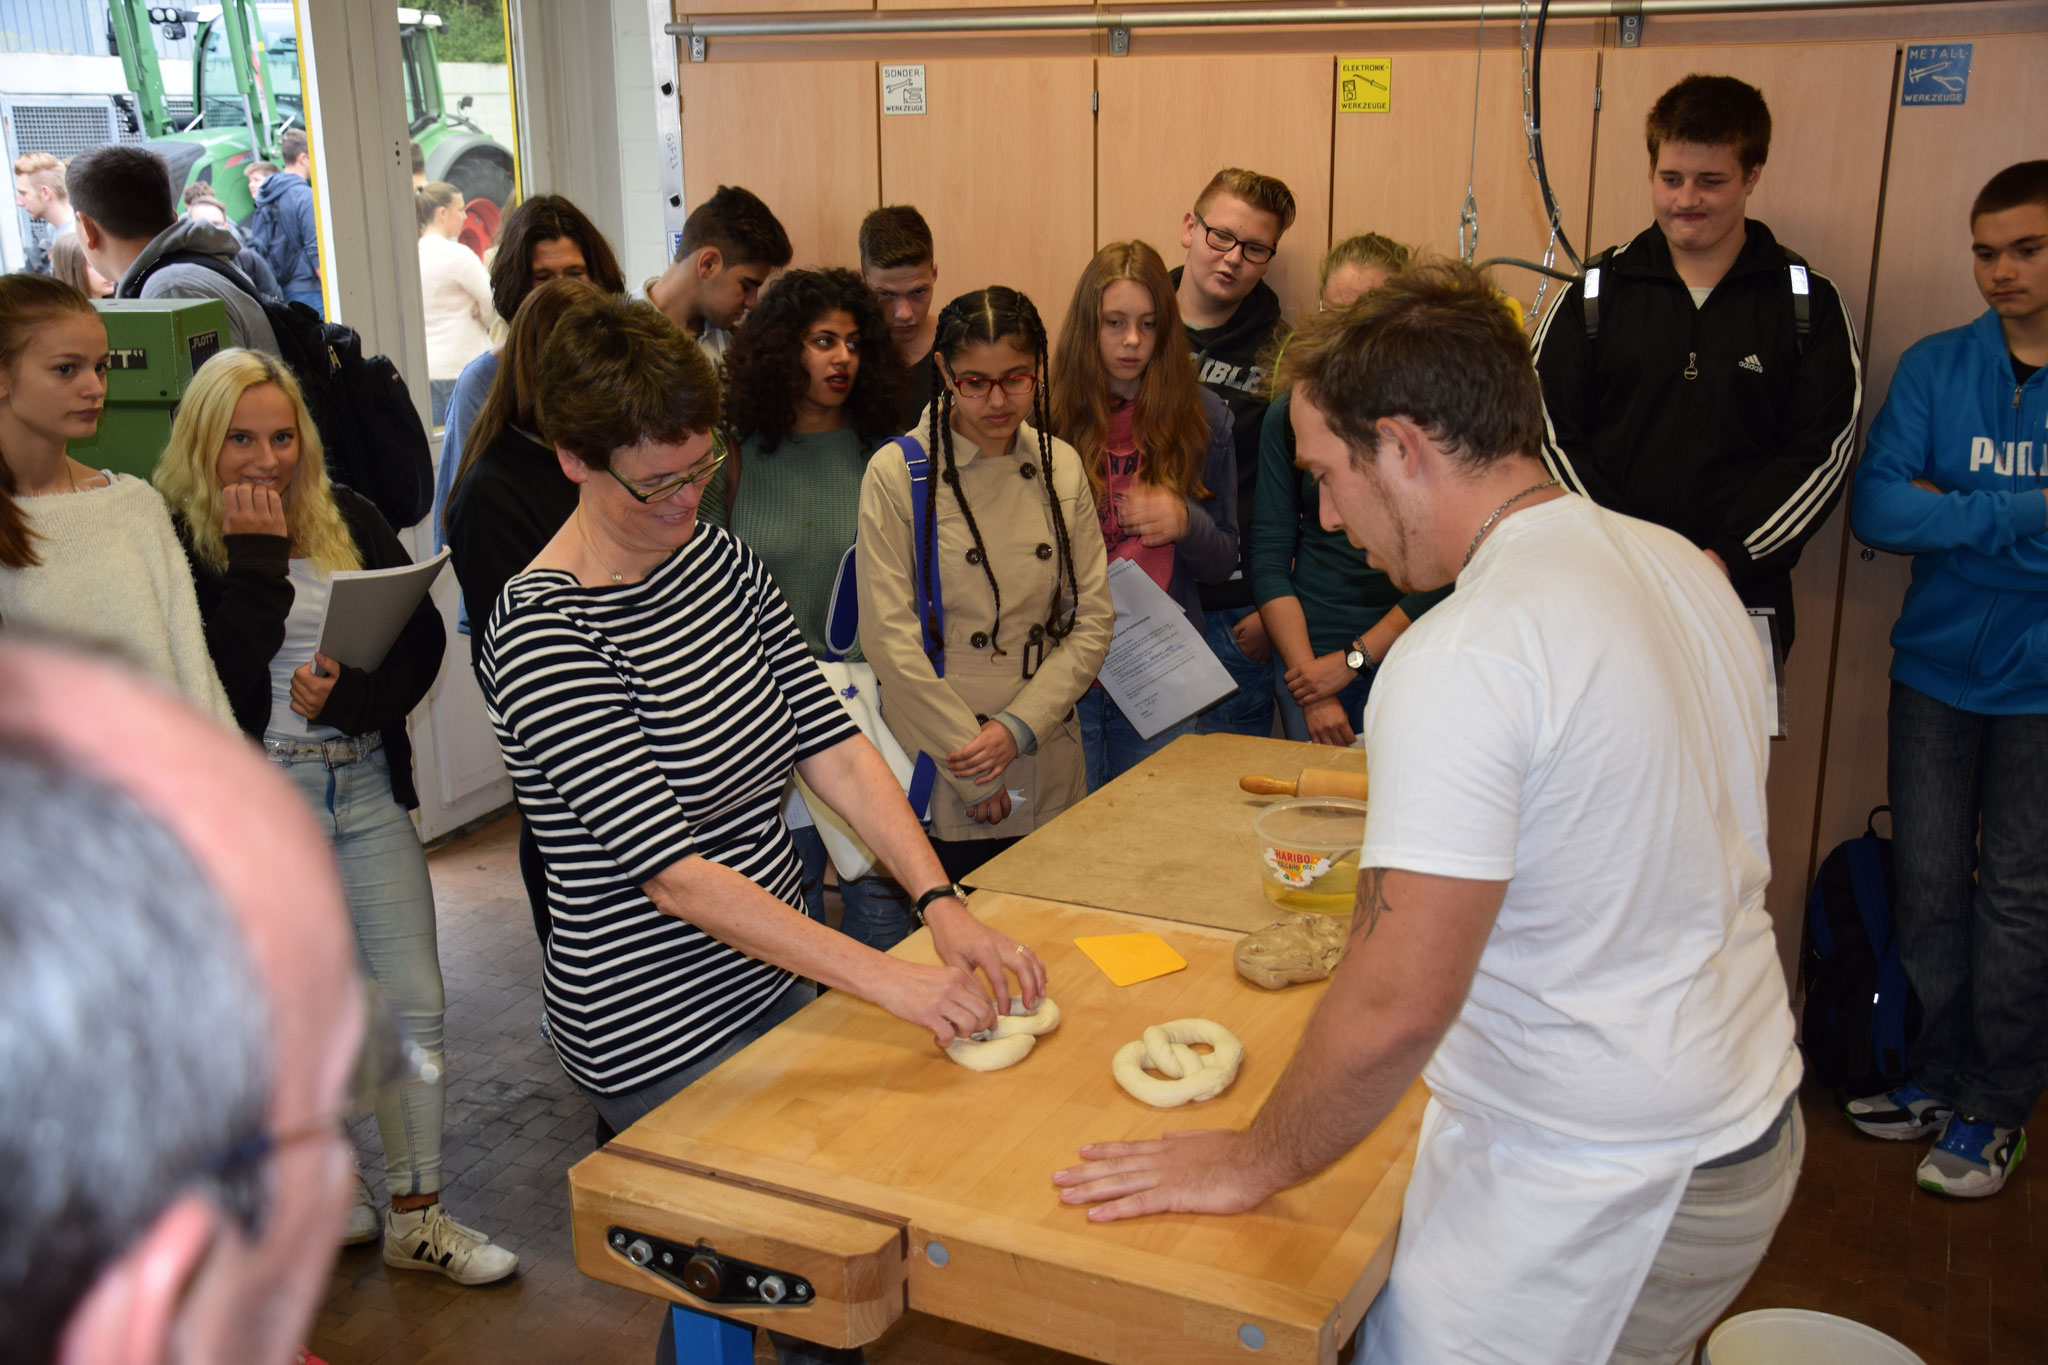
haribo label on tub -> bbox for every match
[1264,847,1332,886]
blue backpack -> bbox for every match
[823,435,944,818]
[1800,807,1921,1095]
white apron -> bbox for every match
[1359,1097,1699,1365]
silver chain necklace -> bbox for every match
[1462,479,1559,568]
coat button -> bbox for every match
[970,631,989,649]
[1035,543,1053,560]
[965,547,983,565]
[1028,624,1045,641]
[1019,462,1038,480]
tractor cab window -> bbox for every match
[197,18,305,131]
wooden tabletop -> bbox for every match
[962,733,1373,932]
[571,890,1424,1365]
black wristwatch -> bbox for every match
[911,882,969,924]
[1343,636,1376,674]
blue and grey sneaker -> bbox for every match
[1916,1115,2026,1198]
[1844,1081,1953,1139]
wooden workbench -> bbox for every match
[963,733,1372,932]
[570,891,1424,1365]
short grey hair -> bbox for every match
[0,740,272,1360]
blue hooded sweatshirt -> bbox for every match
[1850,308,2048,714]
[247,170,319,292]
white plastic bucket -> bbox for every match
[1702,1309,1925,1365]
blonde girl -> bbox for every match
[154,349,517,1288]
[1051,240,1237,788]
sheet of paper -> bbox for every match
[314,548,451,673]
[1074,932,1188,987]
[1748,608,1786,740]
[1098,557,1237,739]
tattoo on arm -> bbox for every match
[1350,867,1394,943]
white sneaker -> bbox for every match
[343,1172,380,1246]
[383,1203,518,1285]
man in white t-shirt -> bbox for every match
[1055,262,1804,1364]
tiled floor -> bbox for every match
[310,811,2044,1365]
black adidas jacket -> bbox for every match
[1174,266,1284,612]
[1531,220,1862,647]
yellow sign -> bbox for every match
[1338,58,1392,114]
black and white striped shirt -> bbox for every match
[480,524,858,1095]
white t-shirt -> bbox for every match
[1360,493,1799,1159]
[265,557,344,744]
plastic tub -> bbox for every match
[1702,1309,1925,1365]
[1252,796,1369,915]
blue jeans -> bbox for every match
[284,284,324,317]
[585,979,816,1132]
[1274,657,1375,745]
[789,823,918,951]
[278,744,445,1195]
[429,377,458,429]
[1889,680,2048,1129]
[1193,605,1275,737]
[1077,686,1197,790]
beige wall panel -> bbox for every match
[1097,54,1335,328]
[1816,31,2048,860]
[1332,48,1596,293]
[1589,44,1895,983]
[878,58,1096,343]
[680,60,879,271]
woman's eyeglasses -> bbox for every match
[606,434,728,503]
[951,372,1039,401]
[1194,213,1277,266]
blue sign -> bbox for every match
[1902,44,1972,106]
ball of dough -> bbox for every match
[1111,1018,1243,1107]
[944,996,1060,1071]
[1235,913,1348,990]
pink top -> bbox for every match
[1096,401,1175,591]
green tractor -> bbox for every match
[109,2,516,223]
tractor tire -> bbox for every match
[446,148,515,210]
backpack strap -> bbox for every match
[120,248,262,303]
[888,433,945,820]
[1580,247,1614,342]
[1786,260,1812,355]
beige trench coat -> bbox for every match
[856,415,1113,842]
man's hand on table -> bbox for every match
[1051,1128,1285,1221]
[925,894,1047,1011]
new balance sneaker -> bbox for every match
[1844,1081,1953,1140]
[384,1203,519,1285]
[1916,1115,2026,1198]
[343,1171,380,1246]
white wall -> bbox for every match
[0,52,192,98]
[437,60,517,151]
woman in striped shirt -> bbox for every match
[480,297,1046,1133]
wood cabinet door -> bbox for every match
[878,57,1097,343]
[1590,43,1898,981]
[679,59,881,272]
[1096,54,1336,329]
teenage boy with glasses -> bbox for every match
[1174,167,1296,736]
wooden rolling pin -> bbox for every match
[1239,767,1370,802]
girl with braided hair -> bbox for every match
[1052,240,1239,788]
[856,287,1113,879]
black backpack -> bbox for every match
[123,251,434,530]
[1800,806,1921,1095]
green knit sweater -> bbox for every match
[702,426,868,660]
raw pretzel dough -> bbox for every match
[944,996,1061,1072]
[1234,913,1348,989]
[1111,1018,1243,1107]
